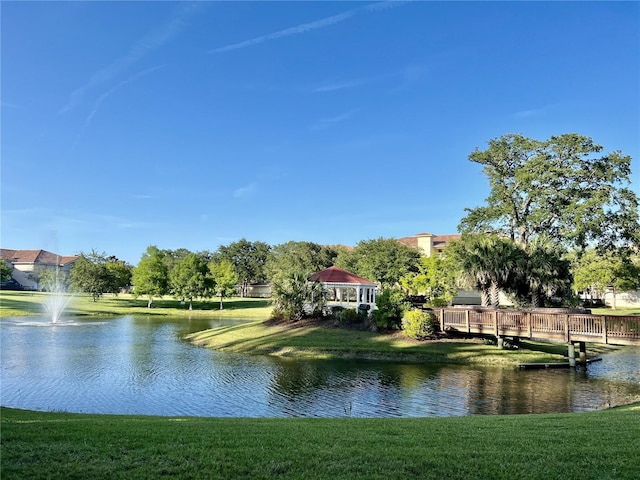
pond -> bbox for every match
[1,315,639,417]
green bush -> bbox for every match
[428,297,449,308]
[402,308,437,340]
[372,288,410,330]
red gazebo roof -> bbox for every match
[310,266,376,285]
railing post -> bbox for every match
[439,308,445,332]
[568,343,576,367]
[602,316,608,344]
[465,309,470,333]
[526,312,532,338]
[579,342,587,364]
[493,310,498,337]
[564,314,570,343]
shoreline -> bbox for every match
[185,318,586,367]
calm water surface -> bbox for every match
[1,315,638,417]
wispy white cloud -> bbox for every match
[71,65,164,150]
[1,101,25,109]
[60,2,203,114]
[233,183,257,198]
[309,109,359,131]
[337,132,408,150]
[209,1,407,54]
[1,207,162,235]
[130,193,158,200]
[59,212,161,231]
[513,103,558,118]
[313,75,387,93]
[312,63,428,94]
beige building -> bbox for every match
[396,232,481,305]
[0,249,78,290]
[397,232,461,256]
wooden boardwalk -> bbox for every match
[433,308,640,346]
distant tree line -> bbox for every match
[65,133,639,321]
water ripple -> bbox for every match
[1,316,638,417]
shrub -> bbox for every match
[372,288,410,330]
[428,297,449,308]
[402,308,437,340]
[340,308,364,323]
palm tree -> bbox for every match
[271,272,326,321]
[450,235,521,307]
[450,237,490,306]
[487,237,525,307]
[518,238,572,307]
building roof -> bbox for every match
[0,249,78,266]
[396,236,419,249]
[396,233,461,250]
[310,266,376,285]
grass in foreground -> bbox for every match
[2,404,639,480]
[0,291,271,319]
[187,319,575,366]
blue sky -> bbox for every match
[2,1,638,265]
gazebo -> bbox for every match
[310,266,377,312]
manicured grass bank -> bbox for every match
[2,405,639,480]
[187,319,576,366]
[0,291,271,319]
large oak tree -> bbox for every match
[459,133,639,251]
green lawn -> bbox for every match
[2,404,639,480]
[0,291,272,318]
[186,319,577,366]
[591,307,640,316]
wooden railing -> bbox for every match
[433,308,640,346]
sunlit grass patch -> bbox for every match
[186,319,569,366]
[591,307,640,316]
[0,291,272,319]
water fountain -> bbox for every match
[41,268,74,323]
